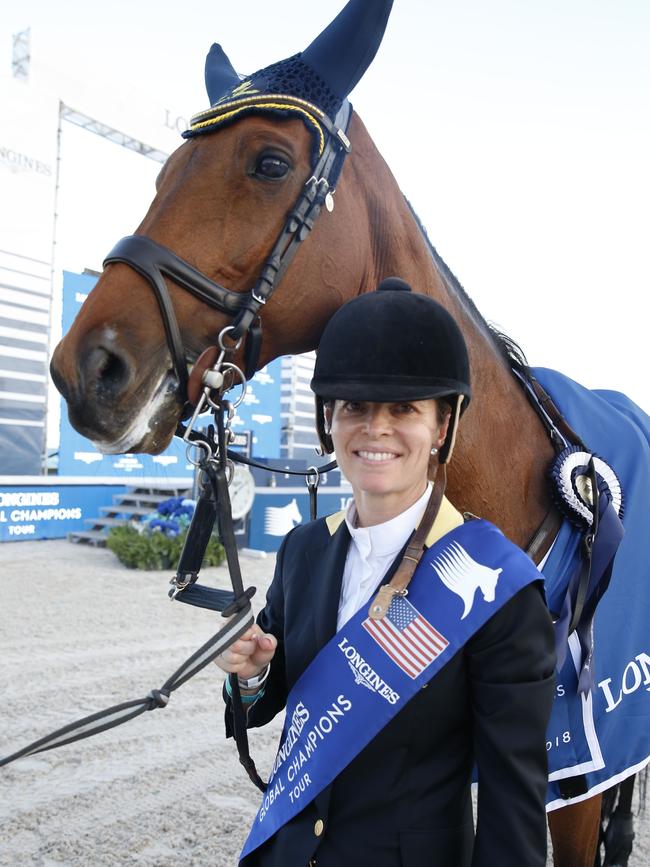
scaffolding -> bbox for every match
[11,28,30,81]
[59,104,169,164]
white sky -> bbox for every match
[2,0,649,424]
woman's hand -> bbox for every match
[215,626,277,682]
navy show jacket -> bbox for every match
[225,501,556,867]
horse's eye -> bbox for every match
[255,154,290,180]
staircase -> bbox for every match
[68,484,191,546]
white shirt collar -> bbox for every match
[344,484,432,560]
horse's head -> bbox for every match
[49,0,395,454]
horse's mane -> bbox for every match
[405,199,534,385]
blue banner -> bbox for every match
[230,359,282,458]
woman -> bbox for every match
[216,278,556,866]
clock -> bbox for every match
[229,465,256,520]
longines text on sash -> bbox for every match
[338,636,400,704]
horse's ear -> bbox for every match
[301,0,394,100]
[205,43,240,105]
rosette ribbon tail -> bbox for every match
[554,463,625,693]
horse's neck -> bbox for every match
[349,115,556,548]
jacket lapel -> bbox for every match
[423,496,464,548]
[306,518,351,651]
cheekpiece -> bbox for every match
[548,445,623,528]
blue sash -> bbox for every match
[240,518,542,860]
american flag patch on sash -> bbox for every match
[362,596,448,679]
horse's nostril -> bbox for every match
[85,346,131,395]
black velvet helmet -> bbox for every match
[311,277,471,462]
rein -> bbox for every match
[0,394,335,772]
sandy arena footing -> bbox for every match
[1,540,647,865]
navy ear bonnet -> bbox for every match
[183,0,393,167]
[206,52,343,124]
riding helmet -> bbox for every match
[311,277,471,462]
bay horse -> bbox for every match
[49,1,647,864]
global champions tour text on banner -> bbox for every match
[240,519,541,859]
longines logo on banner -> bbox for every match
[0,146,52,176]
[338,637,400,704]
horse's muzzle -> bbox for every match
[50,328,181,452]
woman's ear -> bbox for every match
[435,405,452,449]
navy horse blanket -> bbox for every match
[534,368,650,809]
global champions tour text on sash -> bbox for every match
[259,694,351,820]
[258,638,401,822]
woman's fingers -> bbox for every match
[214,627,277,677]
[222,626,263,661]
[227,636,259,659]
[250,632,277,667]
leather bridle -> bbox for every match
[103,98,352,408]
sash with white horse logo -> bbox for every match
[240,518,542,860]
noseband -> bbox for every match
[103,98,352,411]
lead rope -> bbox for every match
[171,342,334,791]
[0,343,328,770]
[214,401,267,791]
[168,365,268,789]
[0,397,257,768]
[0,507,256,769]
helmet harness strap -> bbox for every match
[439,395,464,464]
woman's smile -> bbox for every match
[327,399,449,526]
[354,448,400,463]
